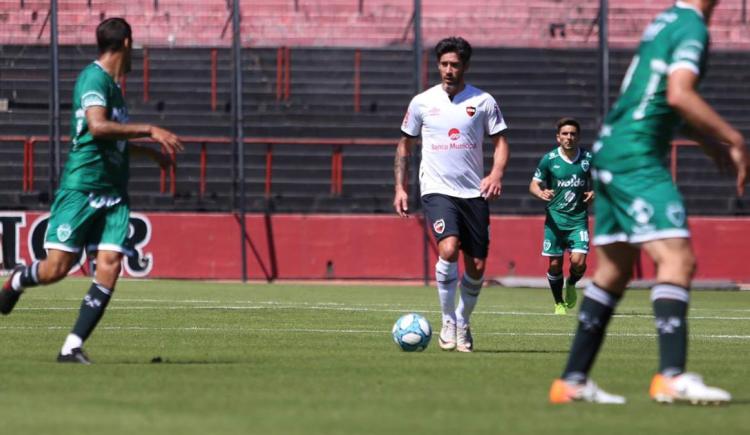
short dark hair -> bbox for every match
[96,17,132,54]
[556,117,581,134]
[435,37,472,64]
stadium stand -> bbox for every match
[1,1,749,214]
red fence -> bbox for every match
[2,135,395,197]
[0,135,703,198]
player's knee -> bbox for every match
[570,259,587,273]
[438,242,460,262]
[547,259,563,275]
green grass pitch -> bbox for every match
[0,278,748,434]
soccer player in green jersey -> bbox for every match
[0,18,183,364]
[530,118,593,315]
[550,0,748,405]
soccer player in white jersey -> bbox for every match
[393,37,510,353]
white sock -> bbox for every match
[456,274,483,327]
[11,272,23,291]
[435,258,458,325]
[60,334,83,356]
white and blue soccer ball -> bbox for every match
[392,313,432,352]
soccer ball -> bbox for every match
[392,313,432,352]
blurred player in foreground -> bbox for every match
[549,0,748,405]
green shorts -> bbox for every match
[45,189,131,255]
[542,219,590,257]
[592,165,689,246]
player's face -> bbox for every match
[556,125,579,150]
[438,52,467,94]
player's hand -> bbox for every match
[393,189,410,217]
[540,189,554,201]
[151,126,183,153]
[480,175,502,200]
[583,191,595,203]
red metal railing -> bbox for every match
[4,135,395,198]
[670,139,698,182]
[142,47,150,103]
[2,135,704,197]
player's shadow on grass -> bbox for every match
[472,349,568,354]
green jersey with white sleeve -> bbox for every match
[593,2,709,172]
[533,147,592,230]
[61,61,130,196]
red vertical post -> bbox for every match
[28,139,34,191]
[265,143,273,197]
[170,149,176,196]
[276,47,283,101]
[23,138,29,191]
[143,47,150,102]
[337,147,344,195]
[200,142,207,198]
[120,74,126,96]
[160,146,166,193]
[671,142,678,182]
[210,48,217,111]
[353,49,361,113]
[284,47,291,101]
[330,148,337,195]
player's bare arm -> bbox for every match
[86,106,184,154]
[583,191,594,203]
[668,68,749,195]
[529,178,554,201]
[479,134,509,200]
[393,135,417,217]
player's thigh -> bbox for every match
[86,199,131,256]
[542,224,566,257]
[456,197,489,260]
[422,194,461,242]
[45,189,99,253]
[592,242,639,294]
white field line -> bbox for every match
[0,325,748,340]
[14,301,750,321]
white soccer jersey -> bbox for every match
[401,84,507,198]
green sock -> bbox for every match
[652,283,689,377]
[71,283,113,341]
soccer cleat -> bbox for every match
[564,280,578,309]
[0,266,24,315]
[438,320,457,351]
[650,372,731,405]
[456,323,473,352]
[57,348,92,365]
[554,303,567,315]
[549,378,626,404]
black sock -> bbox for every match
[652,283,689,377]
[547,272,564,304]
[567,264,586,287]
[71,283,113,341]
[14,260,41,290]
[562,283,620,383]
